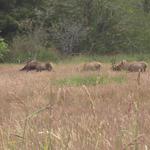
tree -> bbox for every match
[143,0,150,13]
[0,0,45,39]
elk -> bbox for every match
[112,59,148,72]
[20,60,53,72]
[82,61,102,71]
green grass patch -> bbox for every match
[53,75,126,86]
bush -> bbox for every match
[10,28,60,63]
[0,38,9,62]
[10,27,48,61]
[9,48,60,63]
[37,49,60,62]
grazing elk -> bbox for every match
[112,59,148,72]
[20,60,53,72]
[82,61,102,71]
[128,62,147,72]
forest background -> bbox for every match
[0,0,150,62]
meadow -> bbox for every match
[0,55,150,150]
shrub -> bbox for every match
[37,49,60,62]
[0,38,9,62]
[10,28,60,63]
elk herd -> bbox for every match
[20,59,148,73]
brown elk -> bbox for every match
[20,60,53,72]
[82,61,102,71]
[112,60,148,72]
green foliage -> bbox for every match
[54,75,126,86]
[60,53,150,65]
[0,0,44,39]
[9,29,54,63]
[0,38,9,62]
[8,49,60,63]
[37,49,60,62]
[1,0,150,59]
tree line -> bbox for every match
[0,0,150,61]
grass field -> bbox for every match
[0,57,150,150]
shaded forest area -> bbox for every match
[0,0,150,62]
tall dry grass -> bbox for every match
[0,63,150,150]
